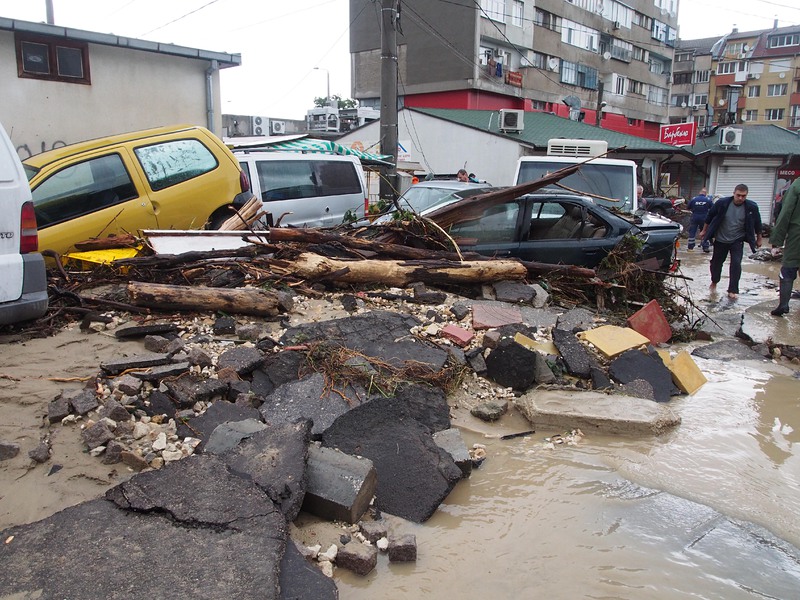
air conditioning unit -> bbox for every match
[251,115,268,136]
[691,105,699,111]
[747,73,757,80]
[547,138,608,157]
[270,120,286,135]
[612,21,620,29]
[719,127,742,148]
[499,109,525,133]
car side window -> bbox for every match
[134,138,218,191]
[31,153,137,227]
[255,160,361,201]
[450,201,519,243]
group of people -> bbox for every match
[687,179,800,316]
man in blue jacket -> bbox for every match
[700,183,763,299]
[686,188,713,252]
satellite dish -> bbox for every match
[681,102,687,108]
[779,72,786,79]
[718,98,726,106]
[602,51,611,61]
[563,95,582,109]
[547,57,559,71]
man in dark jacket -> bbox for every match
[700,183,762,299]
[769,177,800,316]
[687,188,713,252]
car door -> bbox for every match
[517,199,619,268]
[32,148,156,255]
[449,199,523,258]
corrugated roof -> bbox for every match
[675,36,721,54]
[686,125,800,156]
[410,108,691,155]
[232,137,394,166]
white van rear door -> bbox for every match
[0,125,25,302]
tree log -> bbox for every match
[278,252,528,286]
[127,281,281,317]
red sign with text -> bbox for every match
[659,122,697,147]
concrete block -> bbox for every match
[578,325,650,359]
[516,390,681,436]
[303,445,377,524]
[433,428,472,478]
[627,299,672,345]
[664,350,707,395]
[359,520,388,544]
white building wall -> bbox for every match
[337,110,525,186]
[1,31,219,159]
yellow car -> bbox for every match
[23,125,253,256]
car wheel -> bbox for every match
[206,207,235,229]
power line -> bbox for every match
[138,0,221,37]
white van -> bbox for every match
[235,152,368,227]
[0,122,48,325]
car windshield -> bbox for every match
[396,186,487,214]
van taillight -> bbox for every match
[20,201,39,254]
[239,170,251,194]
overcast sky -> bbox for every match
[1,0,799,120]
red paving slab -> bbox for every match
[472,302,523,330]
[626,299,672,345]
[440,324,474,347]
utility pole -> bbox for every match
[45,0,54,24]
[594,80,604,127]
[379,0,398,205]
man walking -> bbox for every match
[700,183,762,299]
[687,188,713,252]
[769,177,800,316]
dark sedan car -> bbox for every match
[641,196,675,217]
[446,193,680,271]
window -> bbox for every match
[15,32,90,84]
[510,0,523,27]
[748,85,760,98]
[614,74,626,95]
[672,94,690,107]
[531,52,547,69]
[632,11,652,30]
[694,70,710,83]
[628,79,645,95]
[765,108,784,121]
[31,154,137,227]
[562,20,599,52]
[717,61,746,75]
[673,72,692,85]
[561,61,598,89]
[724,41,747,57]
[134,139,219,191]
[650,59,667,75]
[632,46,649,63]
[610,39,632,62]
[768,34,800,48]
[481,0,506,21]
[697,114,707,128]
[534,9,560,32]
[767,83,787,97]
[694,93,708,106]
[649,85,668,106]
[744,110,758,122]
[256,160,362,201]
[790,105,800,128]
[675,52,692,62]
[450,201,520,245]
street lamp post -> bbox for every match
[314,67,330,107]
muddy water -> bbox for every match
[336,249,800,598]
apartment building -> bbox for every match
[349,0,678,140]
[672,24,800,132]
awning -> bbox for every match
[226,136,394,166]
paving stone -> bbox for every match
[627,299,672,345]
[659,350,708,395]
[529,282,550,308]
[143,335,170,353]
[47,396,71,423]
[579,325,650,359]
[213,316,236,334]
[493,280,536,303]
[115,374,143,396]
[433,428,472,477]
[67,389,99,416]
[0,441,21,461]
[217,346,265,375]
[130,362,191,383]
[440,324,474,347]
[303,445,377,524]
[471,400,508,422]
[337,542,378,576]
[471,301,523,329]
[450,301,471,321]
[81,421,115,450]
[359,520,388,544]
[388,533,417,562]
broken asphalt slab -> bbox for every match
[1,454,288,599]
[691,339,768,362]
[515,390,681,435]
